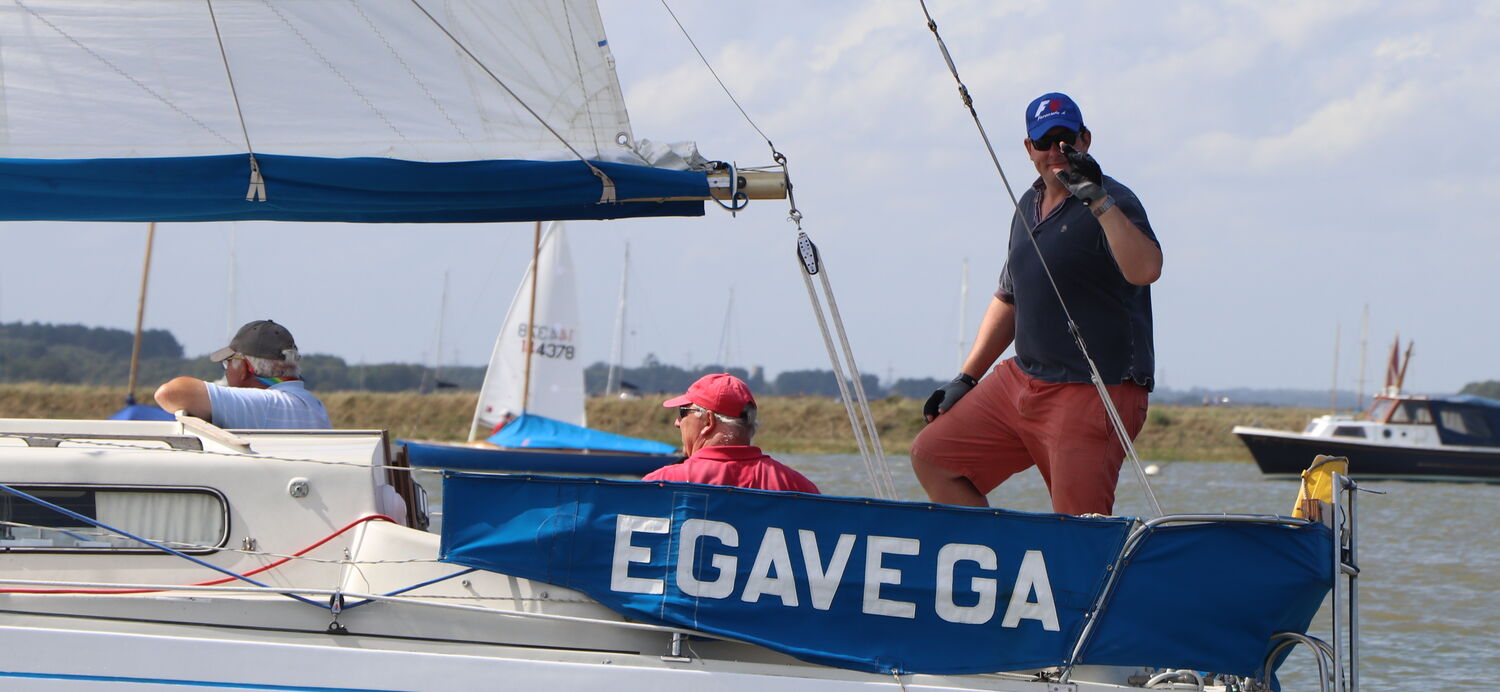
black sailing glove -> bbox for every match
[1055,142,1112,211]
[923,373,978,422]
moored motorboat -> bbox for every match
[1234,392,1500,481]
[1236,337,1500,482]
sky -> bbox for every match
[2,1,1497,395]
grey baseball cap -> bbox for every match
[210,320,298,362]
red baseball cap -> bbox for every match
[662,373,756,418]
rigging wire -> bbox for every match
[917,0,1163,517]
[405,0,617,203]
[660,1,894,498]
[205,0,266,201]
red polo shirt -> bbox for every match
[642,445,820,494]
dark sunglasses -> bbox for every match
[1029,130,1079,151]
[677,406,698,420]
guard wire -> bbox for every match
[917,0,1162,517]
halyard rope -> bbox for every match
[661,2,896,498]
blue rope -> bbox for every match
[0,482,328,610]
[341,568,479,611]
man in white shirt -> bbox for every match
[155,320,330,429]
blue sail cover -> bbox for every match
[1078,521,1332,686]
[486,413,676,455]
[441,474,1133,674]
[108,404,175,421]
[0,155,706,224]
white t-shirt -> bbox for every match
[206,380,331,429]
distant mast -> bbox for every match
[716,287,736,367]
[1357,304,1369,407]
[422,270,450,394]
[606,242,630,397]
[957,258,969,370]
[1329,322,1340,412]
[126,222,157,406]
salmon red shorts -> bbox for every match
[910,358,1149,515]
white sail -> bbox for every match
[0,1,636,163]
[472,222,586,438]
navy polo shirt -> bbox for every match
[996,176,1158,390]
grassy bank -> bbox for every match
[1,383,1320,460]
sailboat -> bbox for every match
[402,221,680,475]
[0,2,1357,689]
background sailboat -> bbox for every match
[404,222,678,475]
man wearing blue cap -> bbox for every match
[911,93,1161,516]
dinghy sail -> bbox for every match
[404,221,678,475]
[470,222,586,436]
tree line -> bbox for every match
[0,321,942,398]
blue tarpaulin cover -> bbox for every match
[0,154,707,223]
[440,474,1132,674]
[108,404,175,421]
[486,413,675,455]
[1078,520,1333,686]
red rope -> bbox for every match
[1,514,396,594]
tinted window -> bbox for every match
[1333,426,1367,438]
[0,486,226,552]
[1401,402,1433,424]
[1440,409,1493,440]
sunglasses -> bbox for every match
[1029,130,1079,151]
[677,406,699,420]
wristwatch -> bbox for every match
[1090,195,1116,217]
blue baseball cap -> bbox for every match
[1025,92,1085,140]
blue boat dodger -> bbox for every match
[440,474,1333,679]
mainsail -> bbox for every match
[471,222,585,437]
[0,1,712,223]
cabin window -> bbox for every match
[1333,426,1367,438]
[1401,402,1432,424]
[1439,409,1493,439]
[1367,400,1395,422]
[0,485,227,552]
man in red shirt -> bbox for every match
[643,374,820,494]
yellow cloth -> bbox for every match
[1293,454,1348,519]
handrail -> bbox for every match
[6,432,203,451]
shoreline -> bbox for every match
[0,383,1321,460]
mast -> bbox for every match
[520,221,542,412]
[126,222,156,406]
[1329,322,1340,412]
[424,270,450,394]
[225,224,238,340]
[1357,304,1368,407]
[606,242,630,396]
[716,287,736,367]
[957,258,969,370]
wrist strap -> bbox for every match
[1090,195,1116,217]
[957,373,978,387]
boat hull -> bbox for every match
[402,440,676,476]
[1233,427,1500,482]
